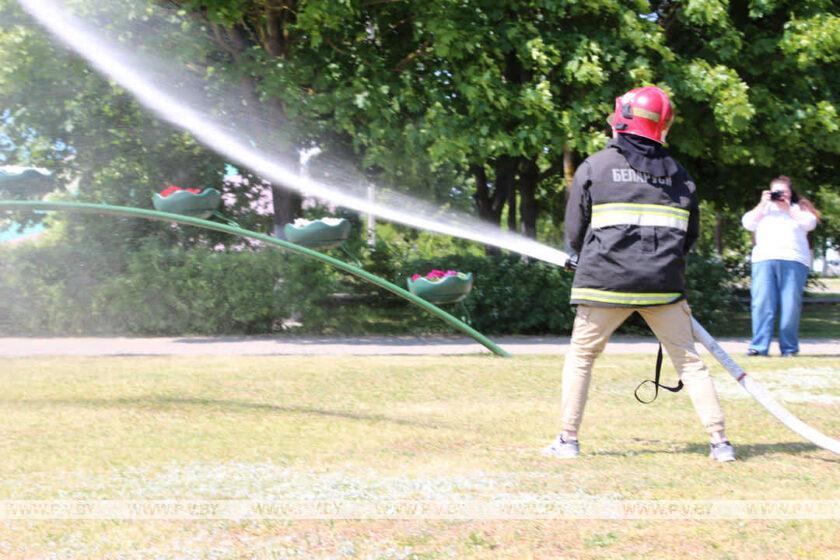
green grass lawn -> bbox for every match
[716,303,840,338]
[0,354,837,558]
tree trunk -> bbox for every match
[271,185,303,238]
[507,186,517,232]
[473,158,516,226]
[493,156,517,225]
[562,145,577,221]
[472,164,494,224]
[473,158,519,255]
[563,145,575,191]
[206,19,303,237]
[472,164,499,255]
[520,159,539,239]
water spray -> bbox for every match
[15,0,568,267]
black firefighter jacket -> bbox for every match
[564,139,699,307]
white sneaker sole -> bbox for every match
[710,452,736,462]
[541,446,579,459]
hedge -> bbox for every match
[0,239,741,336]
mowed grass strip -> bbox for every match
[0,354,837,558]
[0,355,837,494]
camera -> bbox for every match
[770,191,785,201]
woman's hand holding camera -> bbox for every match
[760,190,772,207]
[773,191,791,213]
[758,189,790,214]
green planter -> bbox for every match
[0,168,53,196]
[407,273,473,304]
[284,218,351,249]
[152,188,221,219]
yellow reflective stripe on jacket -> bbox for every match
[593,202,689,217]
[571,287,681,306]
[591,212,689,231]
[591,203,689,231]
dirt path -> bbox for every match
[1,335,838,357]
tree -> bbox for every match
[813,185,840,273]
[0,0,235,255]
[170,0,309,235]
[3,0,837,256]
[650,0,839,253]
[255,0,673,240]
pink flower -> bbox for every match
[412,269,463,282]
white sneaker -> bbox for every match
[542,435,580,459]
[709,441,736,462]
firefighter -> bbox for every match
[544,86,736,462]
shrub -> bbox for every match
[684,252,744,332]
[0,236,744,336]
[0,240,337,335]
[400,255,576,335]
[401,252,742,335]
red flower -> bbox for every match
[159,185,203,198]
[411,269,463,282]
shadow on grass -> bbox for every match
[681,441,831,459]
[591,441,838,462]
[0,395,446,429]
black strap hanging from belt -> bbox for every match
[634,343,684,404]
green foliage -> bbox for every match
[0,0,231,240]
[0,239,337,335]
[400,254,576,335]
[97,243,338,335]
[660,0,839,217]
[0,236,120,334]
[781,13,840,68]
[812,184,840,257]
[399,252,742,335]
[1,232,744,337]
[693,199,753,256]
[4,0,838,249]
[685,252,746,331]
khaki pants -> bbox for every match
[561,300,725,434]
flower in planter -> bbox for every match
[412,269,467,282]
[159,185,203,197]
[283,216,352,249]
[152,185,222,218]
[407,269,474,304]
[291,217,346,227]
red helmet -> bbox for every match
[609,86,674,144]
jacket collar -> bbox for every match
[609,134,679,177]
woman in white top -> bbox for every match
[741,176,820,356]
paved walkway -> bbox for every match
[1,335,839,357]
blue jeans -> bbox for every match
[749,260,810,355]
